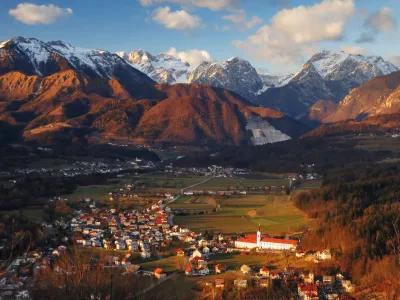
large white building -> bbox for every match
[235,227,298,251]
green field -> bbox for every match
[123,175,210,194]
[168,196,217,211]
[192,177,289,192]
[64,184,115,202]
[174,194,314,235]
[140,255,186,272]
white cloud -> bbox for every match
[167,47,213,67]
[139,0,238,11]
[356,7,397,44]
[340,45,367,55]
[234,0,355,66]
[152,6,203,30]
[9,3,72,25]
[222,9,262,31]
[365,7,397,33]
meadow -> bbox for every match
[168,196,217,212]
[64,184,115,202]
[173,194,314,235]
[192,177,289,192]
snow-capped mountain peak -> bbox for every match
[304,50,398,83]
[0,37,154,84]
[117,49,192,84]
[188,56,264,101]
[256,49,399,119]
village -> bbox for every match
[0,161,350,299]
[0,180,356,300]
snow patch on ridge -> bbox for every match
[246,116,291,145]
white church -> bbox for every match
[235,227,298,251]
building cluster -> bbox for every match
[296,250,333,263]
[0,246,68,299]
[70,203,185,259]
[164,164,249,177]
[12,161,134,178]
[181,190,247,196]
[199,266,354,299]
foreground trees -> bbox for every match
[31,248,154,300]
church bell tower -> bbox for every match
[257,224,261,247]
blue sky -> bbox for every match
[0,0,399,74]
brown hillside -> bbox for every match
[0,70,309,146]
[308,100,338,122]
[303,113,400,138]
[323,71,400,123]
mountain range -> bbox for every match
[0,37,310,146]
[0,36,399,147]
[116,47,398,121]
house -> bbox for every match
[319,251,332,260]
[342,280,355,293]
[336,273,345,282]
[234,280,248,289]
[185,266,193,276]
[197,257,208,268]
[240,264,252,274]
[296,250,305,258]
[323,276,335,285]
[259,266,270,277]
[298,284,318,300]
[192,249,203,258]
[202,246,210,254]
[125,264,140,274]
[154,268,166,279]
[215,279,225,289]
[302,273,314,284]
[215,264,226,274]
[177,249,185,257]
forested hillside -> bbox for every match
[295,163,400,296]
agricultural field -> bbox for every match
[173,194,314,235]
[140,255,186,272]
[64,184,115,202]
[168,196,217,212]
[192,177,289,192]
[122,174,210,194]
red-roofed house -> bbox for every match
[260,266,270,277]
[154,268,166,279]
[298,284,318,299]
